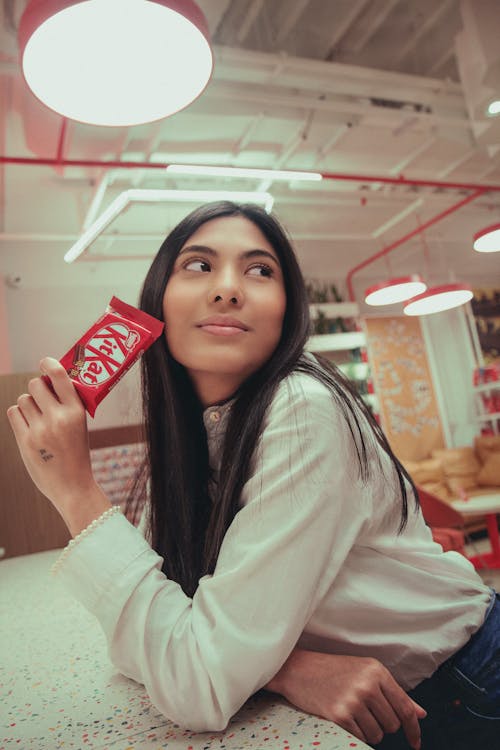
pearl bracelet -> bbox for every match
[50,504,122,575]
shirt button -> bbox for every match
[210,411,221,422]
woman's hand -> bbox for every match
[265,649,426,749]
[6,357,111,535]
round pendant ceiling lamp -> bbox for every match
[403,283,473,316]
[364,275,427,306]
[18,0,213,127]
[473,223,500,253]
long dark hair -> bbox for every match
[127,201,418,596]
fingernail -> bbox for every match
[40,356,59,370]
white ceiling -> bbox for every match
[1,0,500,312]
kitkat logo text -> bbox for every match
[79,324,140,385]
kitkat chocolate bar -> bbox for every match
[53,297,164,417]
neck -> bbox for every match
[189,371,243,408]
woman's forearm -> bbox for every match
[264,647,307,696]
[263,648,426,750]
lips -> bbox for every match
[197,316,249,331]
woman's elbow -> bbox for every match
[149,688,232,733]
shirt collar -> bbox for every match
[203,399,234,435]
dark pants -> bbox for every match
[376,592,500,750]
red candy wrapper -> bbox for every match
[50,297,164,417]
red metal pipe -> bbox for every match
[346,189,486,301]
[1,156,500,193]
[0,156,168,170]
[321,170,500,193]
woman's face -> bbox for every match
[162,215,287,406]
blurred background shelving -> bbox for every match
[306,294,379,420]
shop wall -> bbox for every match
[364,316,446,462]
[0,276,12,375]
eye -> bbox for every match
[183,258,211,272]
[247,263,274,278]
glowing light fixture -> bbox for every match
[403,283,473,316]
[166,164,323,181]
[364,275,427,306]
[64,189,274,263]
[487,100,500,116]
[19,0,213,126]
[473,223,500,253]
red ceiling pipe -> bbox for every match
[345,189,486,301]
[0,156,168,170]
[2,156,500,193]
[321,170,500,193]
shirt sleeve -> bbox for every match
[54,374,373,731]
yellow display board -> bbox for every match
[364,316,445,461]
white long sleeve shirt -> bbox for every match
[53,368,491,731]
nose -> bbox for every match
[209,267,244,307]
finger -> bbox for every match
[6,404,29,439]
[27,376,61,413]
[336,717,368,745]
[40,357,81,407]
[349,719,368,745]
[381,684,424,750]
[367,690,402,736]
[16,393,42,427]
[352,706,387,747]
[412,699,427,718]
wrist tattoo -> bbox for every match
[39,448,54,462]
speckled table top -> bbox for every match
[0,549,370,750]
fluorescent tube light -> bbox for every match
[166,164,323,181]
[64,190,274,263]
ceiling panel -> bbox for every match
[1,0,499,305]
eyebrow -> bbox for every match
[178,244,280,266]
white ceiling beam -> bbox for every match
[391,0,456,66]
[436,148,476,178]
[231,112,264,156]
[476,162,500,180]
[275,131,304,168]
[257,119,309,190]
[372,198,424,238]
[236,0,265,43]
[312,122,352,166]
[389,136,437,175]
[212,45,465,111]
[347,0,401,54]
[130,121,165,187]
[207,80,471,132]
[274,0,312,44]
[203,0,232,38]
[426,45,455,77]
[326,0,371,59]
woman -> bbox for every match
[7,201,499,750]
